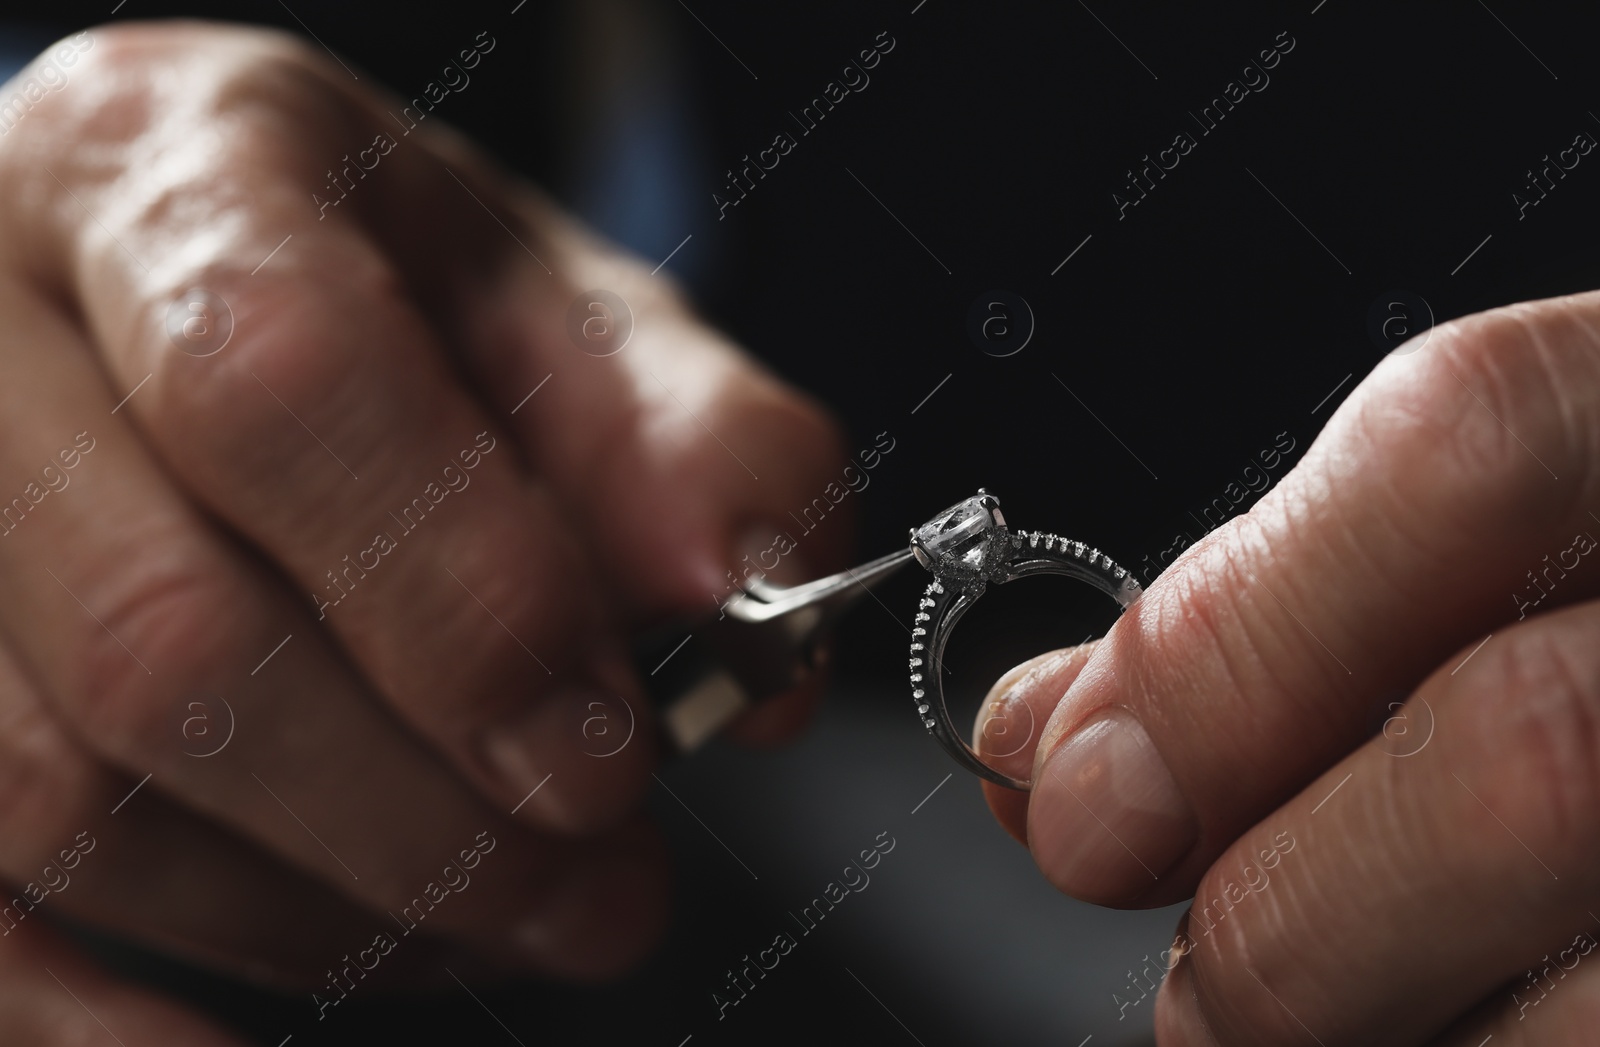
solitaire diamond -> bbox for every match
[911,492,1008,582]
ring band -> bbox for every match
[907,491,1142,790]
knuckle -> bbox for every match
[1426,299,1600,501]
[1,22,329,157]
[147,256,403,483]
[204,36,369,129]
[68,550,240,762]
[85,19,349,120]
[1453,611,1600,875]
[0,22,374,287]
[1325,295,1600,571]
[1135,531,1257,692]
[0,29,106,185]
[1136,513,1357,766]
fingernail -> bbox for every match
[481,685,645,830]
[1027,708,1196,904]
[481,689,589,794]
[972,649,1076,784]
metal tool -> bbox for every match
[638,547,916,752]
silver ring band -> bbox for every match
[907,492,1142,791]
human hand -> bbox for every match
[0,20,848,1039]
[978,290,1600,1043]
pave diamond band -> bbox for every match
[908,491,1142,790]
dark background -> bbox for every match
[9,1,1600,1043]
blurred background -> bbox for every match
[7,0,1600,1042]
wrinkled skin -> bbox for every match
[0,22,849,1042]
[982,286,1600,1044]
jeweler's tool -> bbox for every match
[637,547,915,753]
[638,490,1141,790]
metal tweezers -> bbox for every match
[639,546,916,752]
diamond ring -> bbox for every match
[909,490,1142,790]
